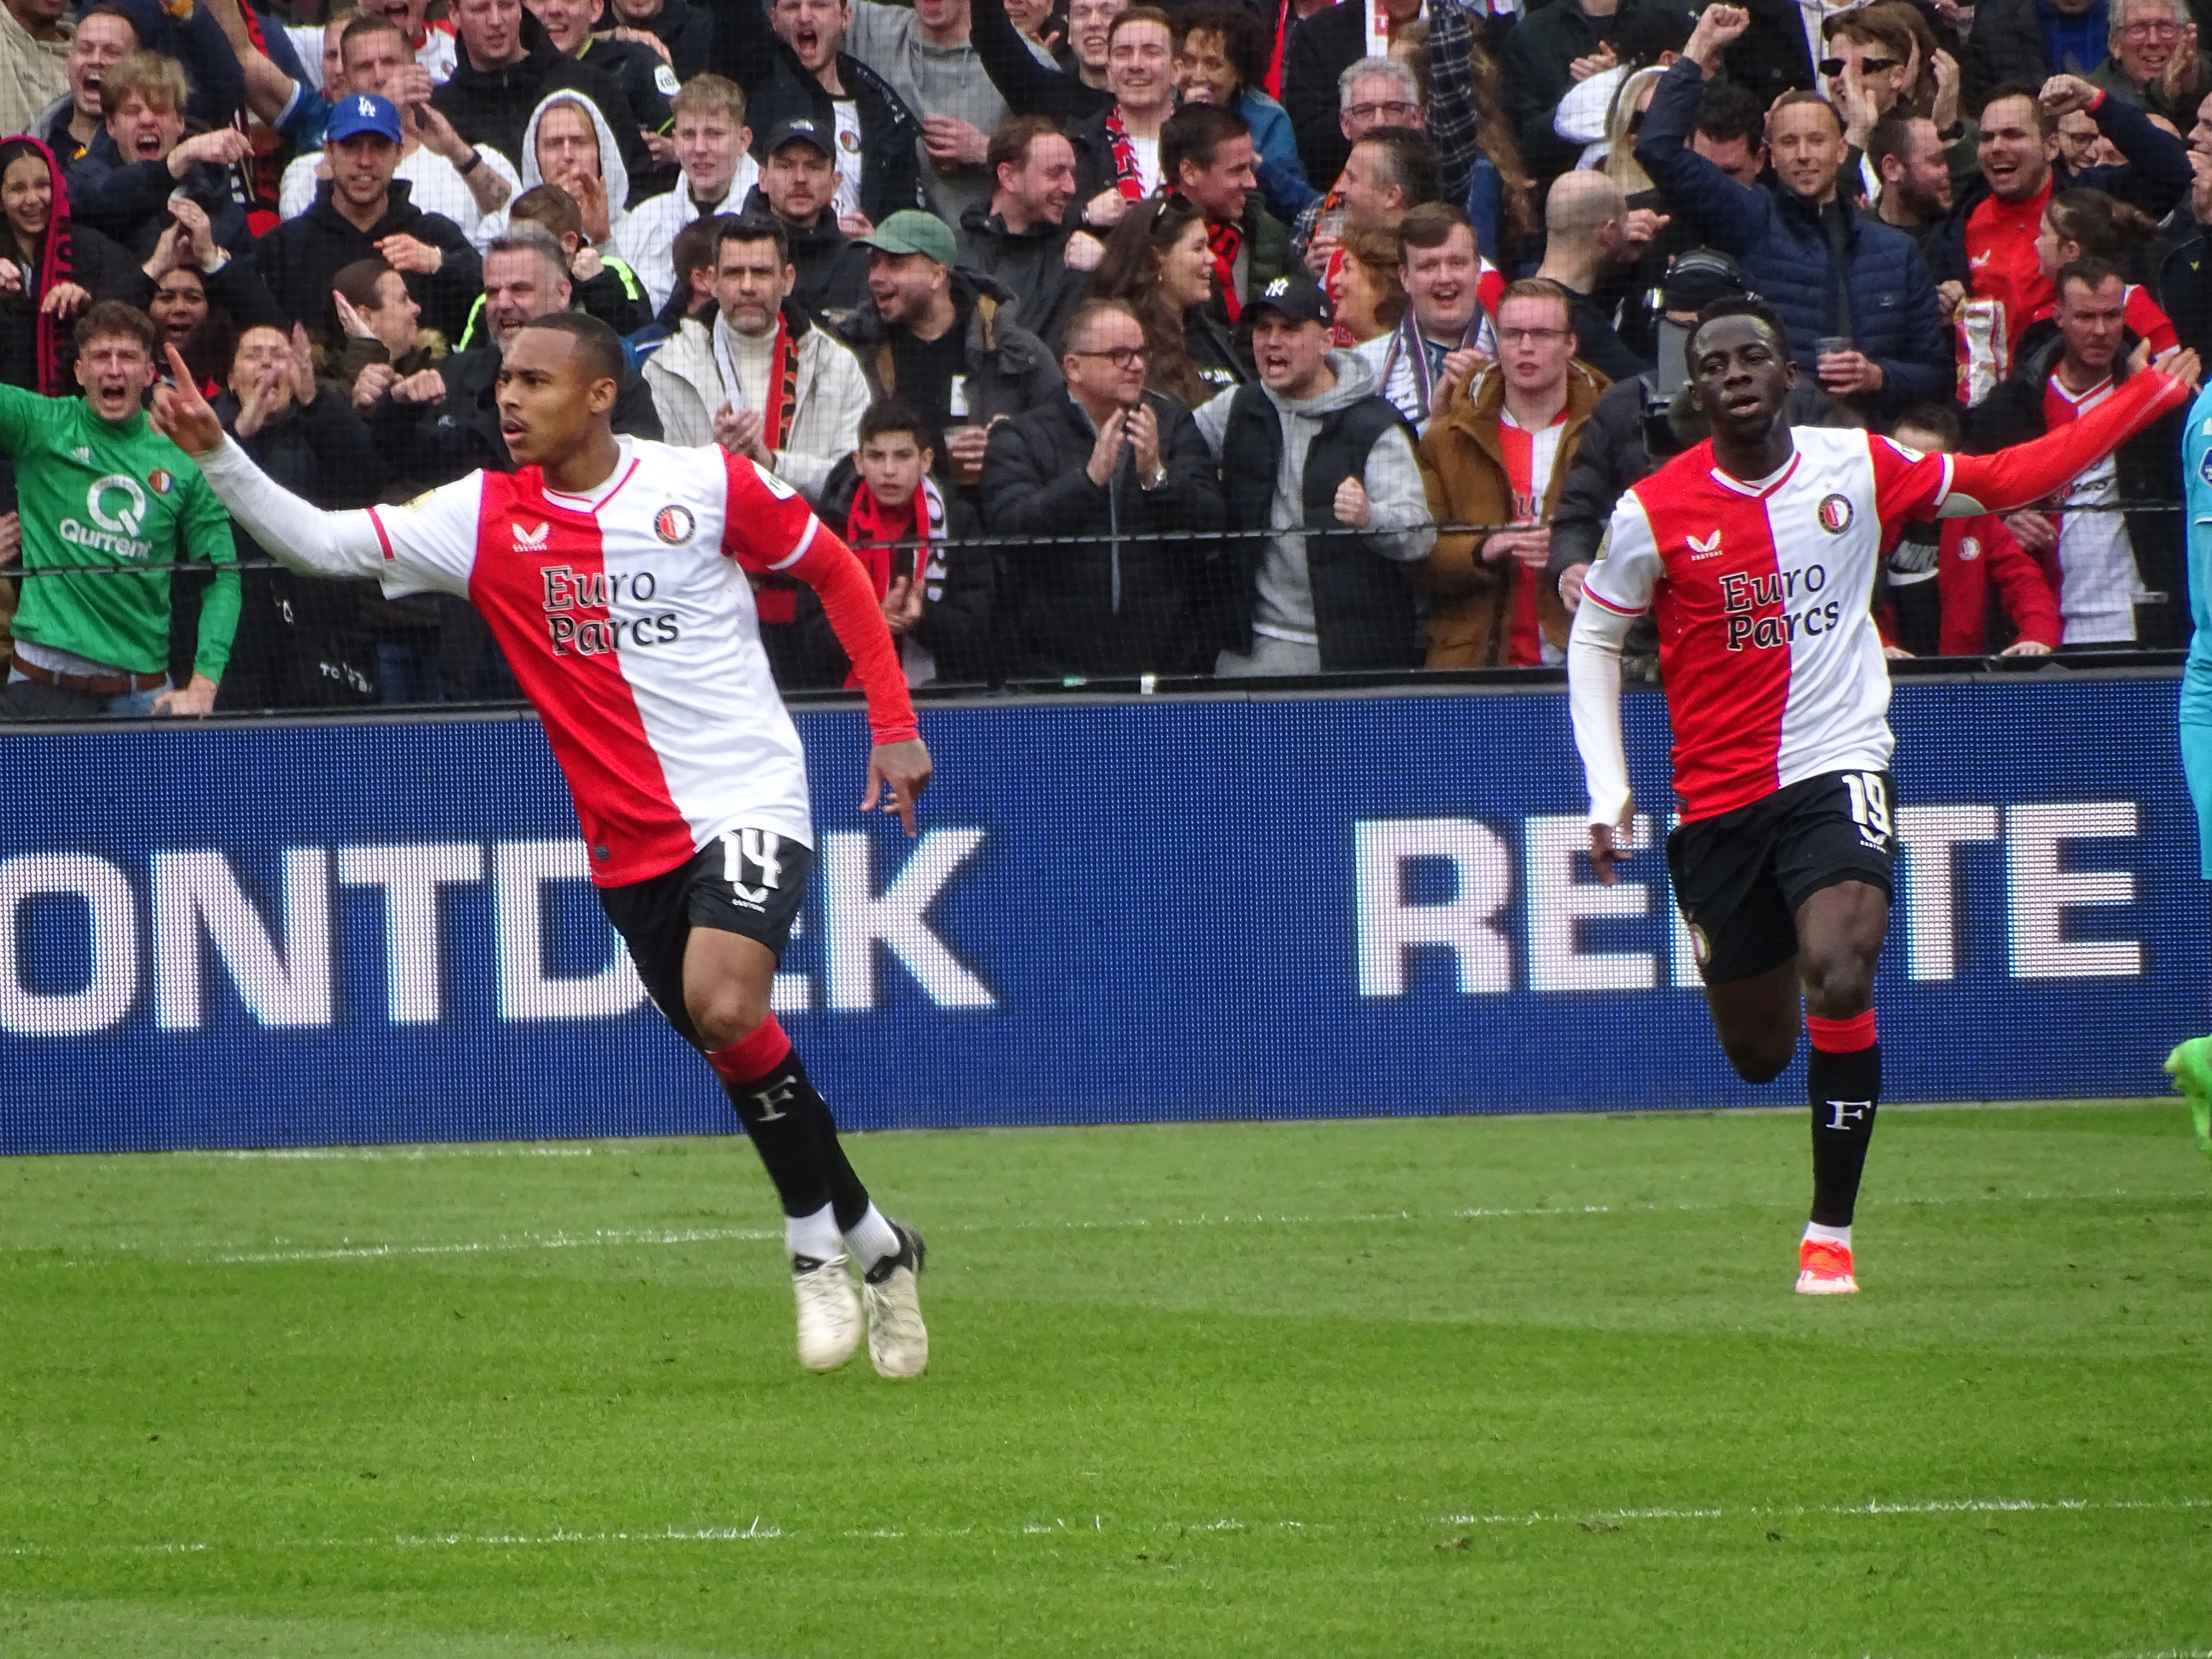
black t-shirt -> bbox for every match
[889,314,969,450]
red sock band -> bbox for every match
[706,1016,792,1084]
[1805,1010,1878,1053]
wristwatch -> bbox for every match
[1139,464,1167,490]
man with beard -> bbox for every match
[1867,109,1953,270]
[743,116,874,319]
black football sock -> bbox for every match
[1805,1010,1881,1228]
[706,1016,834,1224]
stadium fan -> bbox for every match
[429,0,656,203]
[1331,222,1404,350]
[641,212,719,339]
[1416,276,1607,669]
[2028,186,2178,347]
[1282,0,1425,191]
[65,50,255,259]
[505,91,645,275]
[1161,101,1294,334]
[980,295,1222,677]
[642,214,870,499]
[250,93,484,345]
[963,0,1116,127]
[703,0,927,228]
[1192,272,1433,675]
[207,319,388,710]
[151,309,935,1380]
[1355,203,1498,430]
[607,0,715,82]
[0,0,71,142]
[807,396,994,686]
[367,0,461,82]
[830,207,1061,484]
[522,0,677,200]
[1964,256,2190,647]
[953,115,1090,357]
[1171,3,1305,199]
[2169,379,2212,1157]
[1067,7,1179,224]
[1866,110,1953,270]
[617,74,759,313]
[323,254,444,400]
[364,224,660,487]
[1636,11,1948,425]
[1302,124,1437,300]
[1875,403,2059,658]
[1089,191,1246,406]
[1287,55,1422,262]
[465,182,652,342]
[1567,294,2200,1296]
[0,301,235,719]
[141,196,287,393]
[0,135,154,395]
[1529,172,1654,384]
[2087,0,2209,127]
[743,116,873,319]
[43,3,137,165]
[278,16,521,240]
[1931,75,2191,365]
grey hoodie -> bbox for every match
[1193,349,1435,647]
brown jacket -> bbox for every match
[1415,359,1609,668]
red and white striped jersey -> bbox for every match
[1584,427,1953,822]
[366,437,824,886]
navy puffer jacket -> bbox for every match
[1634,58,1948,423]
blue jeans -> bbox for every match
[7,665,163,716]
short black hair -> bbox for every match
[1866,108,1930,174]
[516,309,626,384]
[1976,79,2053,135]
[1160,101,1250,185]
[1689,294,1789,356]
[1892,402,1961,448]
[858,397,930,448]
[2054,253,2125,304]
[1694,82,1763,147]
[717,211,791,268]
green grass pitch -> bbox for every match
[2,1103,2209,1657]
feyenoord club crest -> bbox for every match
[1816,493,1853,533]
[653,505,695,545]
[147,469,173,495]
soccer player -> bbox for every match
[149,313,934,1378]
[1568,296,2199,1294]
[2167,381,2212,1160]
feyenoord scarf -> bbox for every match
[711,309,800,452]
[1104,105,1152,202]
[842,475,948,687]
[1207,219,1245,321]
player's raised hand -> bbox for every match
[862,737,933,836]
[150,344,225,454]
[1589,797,1638,887]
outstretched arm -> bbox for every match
[152,346,388,578]
[781,527,931,833]
[1941,353,2199,515]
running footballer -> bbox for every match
[1568,296,2199,1295]
[151,316,933,1379]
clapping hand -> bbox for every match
[1085,404,1128,486]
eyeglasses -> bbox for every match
[2120,18,2181,35]
[1070,344,1150,367]
[1343,100,1419,123]
[1817,55,1900,76]
[1497,327,1570,345]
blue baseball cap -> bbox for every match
[326,93,402,145]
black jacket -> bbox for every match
[0,219,151,392]
[66,131,252,258]
[634,0,717,81]
[963,0,1111,124]
[572,33,680,198]
[1282,0,1372,191]
[1502,0,1702,184]
[736,188,871,323]
[830,267,1063,428]
[955,199,1089,350]
[1964,324,2188,646]
[432,15,657,205]
[251,180,483,344]
[1715,0,1819,113]
[1960,0,2062,106]
[787,457,997,685]
[981,389,1225,676]
[704,0,925,225]
[371,341,664,486]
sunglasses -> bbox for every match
[1817,55,1900,75]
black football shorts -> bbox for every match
[598,829,812,1044]
[1665,769,1895,986]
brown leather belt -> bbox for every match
[12,656,166,696]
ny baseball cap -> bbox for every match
[857,209,957,268]
[1245,274,1331,328]
[326,92,402,145]
[761,116,834,158]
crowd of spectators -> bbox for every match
[0,0,2202,711]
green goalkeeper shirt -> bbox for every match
[0,384,240,681]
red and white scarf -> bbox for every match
[1104,104,1154,202]
[843,474,949,687]
[1208,219,1245,321]
[711,309,800,453]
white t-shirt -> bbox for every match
[832,99,863,220]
